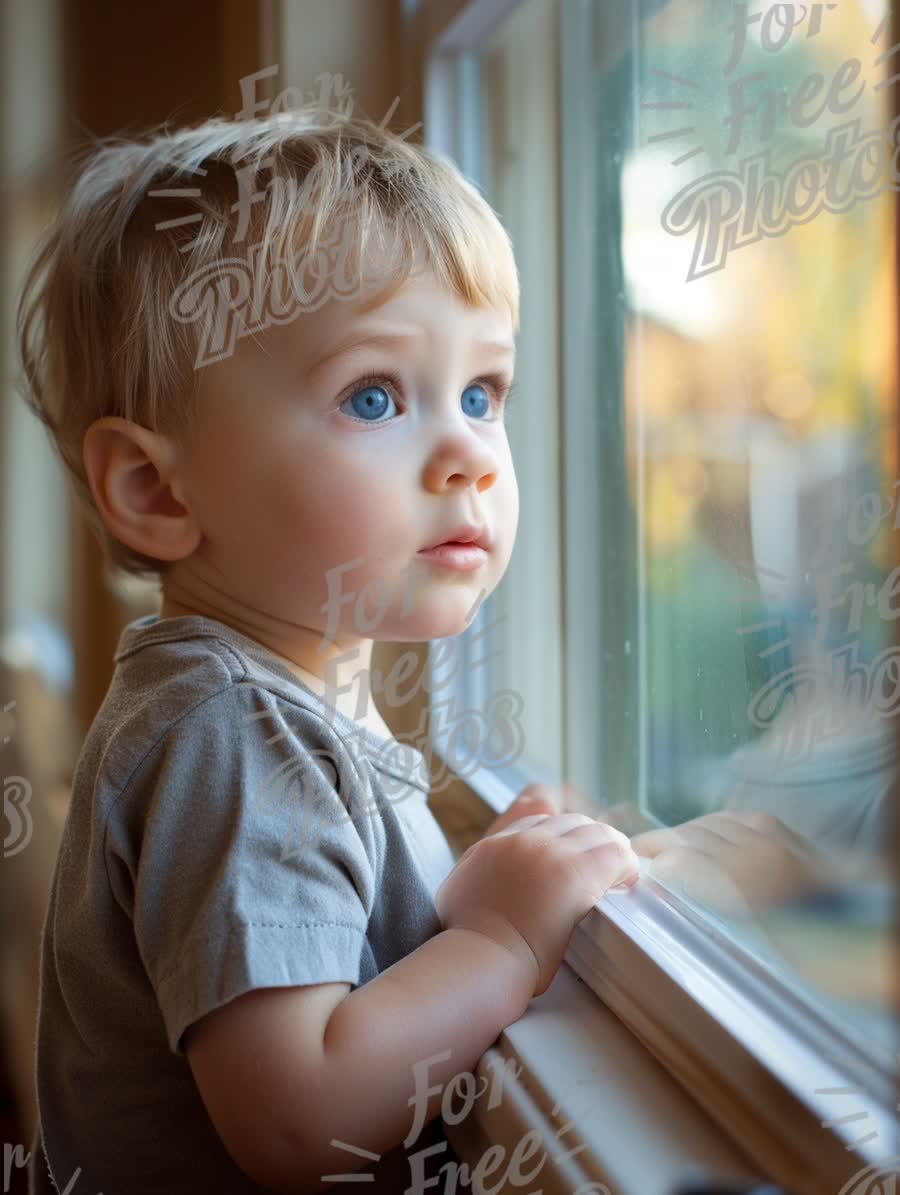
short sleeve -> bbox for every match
[105,683,378,1055]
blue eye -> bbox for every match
[338,372,512,425]
[461,385,490,418]
[340,385,398,423]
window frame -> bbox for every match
[420,0,568,796]
[411,0,899,1190]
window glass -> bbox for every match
[611,0,897,1053]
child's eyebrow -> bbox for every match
[306,330,420,381]
[305,328,515,382]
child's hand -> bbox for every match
[481,784,562,837]
[436,811,641,998]
[481,783,625,838]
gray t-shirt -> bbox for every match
[28,614,460,1194]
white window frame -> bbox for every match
[411,1,899,1191]
[420,0,568,799]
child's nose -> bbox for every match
[420,431,500,496]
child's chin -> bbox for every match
[385,601,484,642]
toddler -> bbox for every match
[16,104,640,1193]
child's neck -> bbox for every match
[157,595,390,738]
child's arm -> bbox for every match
[187,810,639,1194]
[185,925,536,1194]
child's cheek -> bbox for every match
[270,447,416,608]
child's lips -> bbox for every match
[416,542,488,570]
[420,525,491,552]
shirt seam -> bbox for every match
[117,621,431,787]
[366,757,430,791]
[156,920,367,985]
[120,620,425,756]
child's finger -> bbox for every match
[517,783,563,813]
[484,793,557,836]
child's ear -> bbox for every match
[82,416,202,563]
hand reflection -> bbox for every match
[630,810,833,915]
[483,795,840,919]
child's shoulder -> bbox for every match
[104,612,352,737]
[80,613,368,818]
[57,614,399,887]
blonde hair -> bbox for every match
[16,105,520,581]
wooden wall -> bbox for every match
[61,0,276,736]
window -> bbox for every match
[3,0,70,642]
[423,0,899,1187]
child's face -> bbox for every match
[167,262,519,653]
